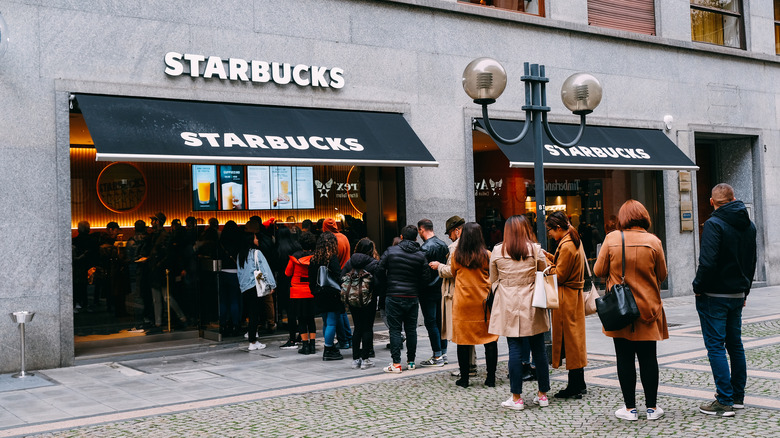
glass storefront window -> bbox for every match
[473,132,663,259]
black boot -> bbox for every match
[455,345,470,388]
[298,340,310,355]
[308,339,316,355]
[522,363,536,381]
[554,368,584,399]
[323,345,343,361]
[484,372,496,388]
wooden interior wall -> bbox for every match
[70,148,365,231]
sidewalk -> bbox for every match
[1,286,779,437]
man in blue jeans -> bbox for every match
[417,219,450,367]
[379,225,430,373]
[693,183,757,417]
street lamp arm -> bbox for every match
[481,104,532,145]
[542,112,587,148]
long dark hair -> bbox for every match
[454,222,489,269]
[311,232,338,265]
[501,215,536,260]
[237,231,260,269]
[355,237,379,260]
[545,211,581,249]
[275,226,302,261]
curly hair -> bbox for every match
[311,232,338,265]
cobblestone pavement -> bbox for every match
[2,288,780,437]
[32,359,780,438]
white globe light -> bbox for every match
[462,57,507,104]
[561,72,602,115]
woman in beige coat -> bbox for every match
[544,211,588,399]
[488,215,550,411]
[447,222,498,388]
[594,199,668,421]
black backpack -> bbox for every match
[340,269,373,308]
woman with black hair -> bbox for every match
[274,226,302,349]
[544,211,588,399]
[218,220,243,337]
[308,232,345,361]
[448,222,498,388]
[341,238,382,369]
[237,222,276,351]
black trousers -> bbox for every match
[458,341,498,380]
[613,337,659,409]
[349,299,377,360]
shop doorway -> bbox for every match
[694,134,763,281]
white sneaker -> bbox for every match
[360,358,374,369]
[533,395,549,407]
[501,396,524,410]
[646,407,664,420]
[248,341,266,351]
[615,407,638,421]
[383,363,402,374]
[351,359,362,369]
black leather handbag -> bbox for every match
[316,264,341,293]
[595,231,640,331]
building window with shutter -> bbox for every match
[587,0,656,35]
[459,0,545,17]
[690,0,744,49]
[775,0,780,55]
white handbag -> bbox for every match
[532,246,559,309]
[253,250,273,297]
[580,245,599,316]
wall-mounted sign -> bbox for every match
[164,52,344,89]
[96,163,147,213]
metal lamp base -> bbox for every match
[12,371,34,378]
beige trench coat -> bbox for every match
[487,243,550,338]
[437,239,457,341]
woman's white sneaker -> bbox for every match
[615,407,638,421]
[533,395,549,407]
[501,397,524,410]
[646,407,664,420]
[248,341,266,351]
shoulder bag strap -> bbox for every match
[620,231,626,284]
[253,249,260,271]
[580,243,594,283]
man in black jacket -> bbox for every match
[693,183,757,417]
[379,225,430,373]
[417,218,450,368]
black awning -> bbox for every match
[474,119,697,170]
[75,94,438,167]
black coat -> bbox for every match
[692,200,757,297]
[378,240,430,298]
[308,254,345,313]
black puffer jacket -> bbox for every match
[692,200,757,297]
[378,240,430,298]
[341,253,383,304]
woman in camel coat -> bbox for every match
[448,222,498,388]
[594,199,668,421]
[488,215,550,411]
[544,211,587,399]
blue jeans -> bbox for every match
[385,296,419,364]
[321,311,339,347]
[696,295,746,406]
[507,334,549,395]
[336,312,352,344]
[419,292,447,357]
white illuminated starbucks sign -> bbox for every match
[164,52,345,89]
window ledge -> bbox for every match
[385,0,780,64]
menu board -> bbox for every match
[219,166,244,210]
[246,166,314,210]
[192,165,217,211]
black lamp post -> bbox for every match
[462,58,602,249]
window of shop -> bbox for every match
[69,97,415,352]
[588,0,656,35]
[775,0,780,55]
[690,0,744,49]
[472,129,665,261]
[459,0,545,17]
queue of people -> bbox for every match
[72,182,756,421]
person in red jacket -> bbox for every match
[285,232,317,355]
